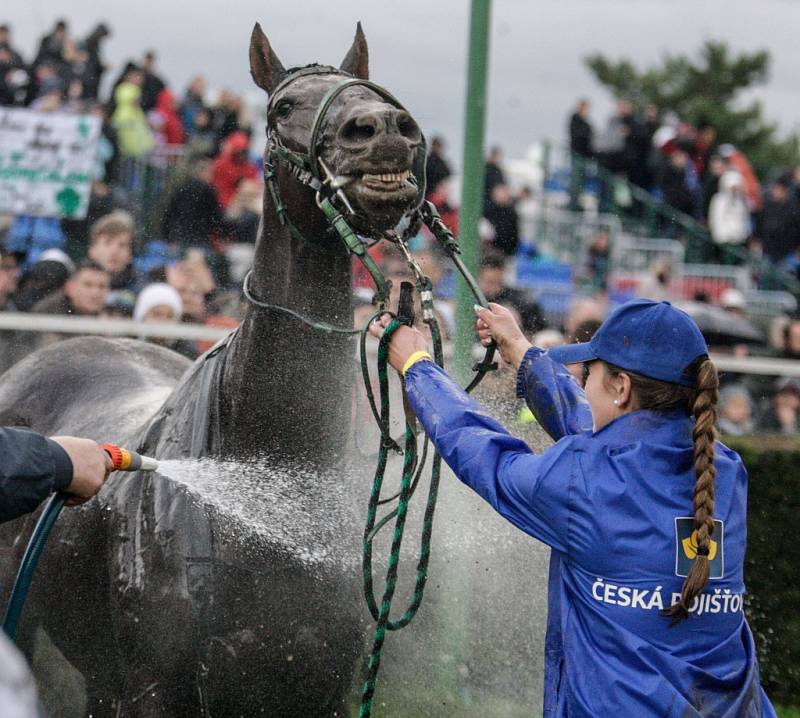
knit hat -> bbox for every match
[37,248,75,273]
[134,283,183,322]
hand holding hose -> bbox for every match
[49,437,113,506]
[475,303,532,370]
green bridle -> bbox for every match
[262,64,427,254]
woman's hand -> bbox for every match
[475,303,532,369]
[368,314,430,373]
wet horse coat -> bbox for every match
[0,22,425,716]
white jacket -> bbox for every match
[709,172,751,245]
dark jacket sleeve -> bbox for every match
[0,428,73,523]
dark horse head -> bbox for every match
[249,22,424,237]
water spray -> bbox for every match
[2,443,159,641]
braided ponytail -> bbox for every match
[662,357,719,622]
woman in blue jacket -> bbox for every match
[370,298,775,717]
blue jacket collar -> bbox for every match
[591,408,694,447]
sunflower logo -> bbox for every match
[681,530,718,561]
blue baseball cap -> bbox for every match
[547,299,709,386]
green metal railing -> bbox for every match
[549,147,800,296]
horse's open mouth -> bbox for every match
[350,168,417,205]
[360,170,411,192]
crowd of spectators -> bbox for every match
[0,19,260,367]
[1,18,799,439]
[568,98,800,269]
[419,131,800,437]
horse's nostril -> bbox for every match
[395,112,420,141]
[341,117,376,143]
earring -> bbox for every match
[613,399,619,406]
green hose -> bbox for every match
[2,492,67,641]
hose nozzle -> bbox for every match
[100,444,159,472]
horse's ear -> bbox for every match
[340,21,369,80]
[249,22,287,94]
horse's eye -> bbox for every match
[273,101,293,120]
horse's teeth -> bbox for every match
[361,170,411,183]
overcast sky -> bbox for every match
[9,0,800,165]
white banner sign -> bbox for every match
[0,108,101,219]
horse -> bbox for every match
[0,22,426,716]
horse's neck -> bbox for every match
[219,192,355,462]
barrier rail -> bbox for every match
[540,145,800,296]
[0,313,796,378]
[0,313,232,342]
[517,206,622,266]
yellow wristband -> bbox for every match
[402,351,433,376]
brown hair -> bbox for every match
[603,356,719,623]
[89,211,134,245]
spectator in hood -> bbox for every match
[150,88,185,146]
[708,171,751,260]
[718,144,762,213]
[112,81,154,157]
[757,178,800,263]
[211,132,257,209]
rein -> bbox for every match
[246,65,497,718]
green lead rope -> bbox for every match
[359,317,444,718]
[314,191,491,717]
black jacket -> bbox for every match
[757,197,800,262]
[162,177,230,247]
[569,112,593,158]
[0,427,72,523]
